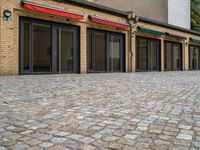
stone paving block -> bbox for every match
[176,134,193,141]
[79,144,96,150]
[124,134,138,140]
[39,142,54,148]
[12,143,30,150]
[50,137,67,144]
[179,125,192,130]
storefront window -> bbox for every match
[189,45,200,70]
[88,30,125,73]
[32,23,52,72]
[20,18,79,74]
[136,37,160,71]
[165,41,182,71]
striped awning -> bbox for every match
[138,27,165,36]
[22,0,84,20]
[165,33,186,40]
[89,15,129,30]
[190,38,200,44]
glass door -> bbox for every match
[88,29,125,73]
[189,45,200,70]
[54,26,79,73]
[164,41,182,71]
[32,23,52,73]
[107,35,123,72]
[136,36,161,71]
[20,17,79,74]
[20,19,52,74]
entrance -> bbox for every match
[88,29,125,73]
[189,45,200,70]
[164,41,182,71]
[136,36,161,71]
[20,18,79,74]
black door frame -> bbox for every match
[87,28,125,73]
[136,36,161,72]
[164,41,183,71]
[19,17,80,75]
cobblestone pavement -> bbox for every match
[0,72,200,150]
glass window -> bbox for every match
[32,23,52,72]
[189,45,200,70]
[23,23,30,71]
[149,40,159,71]
[57,29,74,73]
[108,36,121,72]
[136,37,160,71]
[88,30,124,73]
[165,42,182,71]
[94,32,106,72]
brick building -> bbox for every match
[0,0,200,75]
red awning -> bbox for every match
[89,16,129,30]
[22,0,84,20]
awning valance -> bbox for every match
[89,16,129,30]
[22,0,84,20]
[190,38,200,44]
[165,33,186,40]
[138,27,165,36]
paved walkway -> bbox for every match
[0,72,200,150]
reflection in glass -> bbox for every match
[189,46,199,70]
[173,45,181,70]
[109,36,120,72]
[32,24,52,72]
[165,42,182,71]
[136,37,160,71]
[94,32,106,72]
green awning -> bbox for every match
[190,38,200,44]
[138,27,165,36]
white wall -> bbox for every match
[168,0,191,29]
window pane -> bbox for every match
[165,43,172,70]
[61,30,74,72]
[94,32,106,72]
[190,46,199,70]
[138,38,148,70]
[189,46,193,70]
[149,40,159,71]
[23,23,30,71]
[173,44,181,70]
[32,23,52,72]
[194,47,199,70]
[108,36,121,72]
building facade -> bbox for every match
[0,0,200,75]
[88,0,191,29]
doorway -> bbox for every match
[20,18,79,74]
[164,41,182,71]
[88,29,125,73]
[136,36,161,71]
[189,45,200,70]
